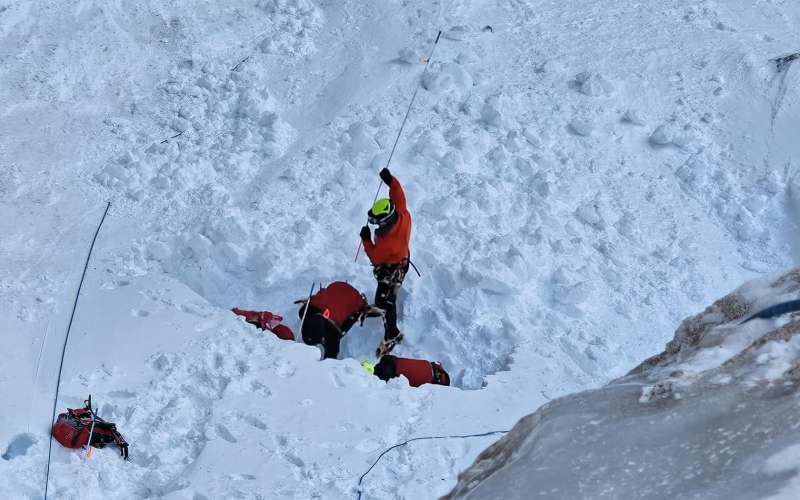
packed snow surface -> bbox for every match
[1,0,799,498]
[445,270,800,500]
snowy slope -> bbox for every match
[2,0,800,498]
[445,269,800,500]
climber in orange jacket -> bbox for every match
[359,168,412,356]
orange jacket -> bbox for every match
[363,177,411,266]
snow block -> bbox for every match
[574,72,614,96]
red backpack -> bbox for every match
[51,396,129,459]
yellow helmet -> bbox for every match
[368,198,395,225]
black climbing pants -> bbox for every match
[373,261,409,341]
[299,306,342,359]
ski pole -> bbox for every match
[84,397,97,460]
[298,282,316,337]
[354,30,442,263]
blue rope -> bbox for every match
[43,201,111,500]
[355,429,509,500]
[740,299,800,324]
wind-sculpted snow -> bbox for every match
[445,269,800,500]
[85,0,800,390]
[3,0,800,498]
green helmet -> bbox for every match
[368,198,395,225]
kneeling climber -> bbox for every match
[297,281,374,359]
[360,167,412,356]
[363,355,450,387]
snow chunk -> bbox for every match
[621,109,646,126]
[397,47,421,64]
[523,127,543,148]
[147,240,172,261]
[649,124,675,145]
[341,122,379,164]
[256,0,324,57]
[649,122,700,150]
[574,200,606,229]
[422,62,473,94]
[639,380,675,403]
[574,71,614,96]
[444,25,472,41]
[480,94,509,127]
[675,153,710,187]
[551,266,592,310]
[569,118,595,137]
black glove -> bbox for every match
[379,168,393,186]
[360,226,371,241]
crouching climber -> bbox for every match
[363,355,450,387]
[297,281,376,360]
[232,308,295,340]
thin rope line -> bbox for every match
[355,30,443,262]
[355,429,509,499]
[385,29,442,171]
[43,201,111,500]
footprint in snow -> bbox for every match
[241,414,268,431]
[215,424,238,443]
[2,433,36,460]
[100,279,131,290]
[108,389,137,398]
[330,372,344,388]
[275,361,296,378]
[568,119,595,137]
[224,473,256,481]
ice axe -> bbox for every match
[297,282,316,336]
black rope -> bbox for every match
[773,52,800,72]
[43,201,111,500]
[160,130,185,144]
[408,259,422,278]
[355,429,509,500]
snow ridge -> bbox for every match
[446,269,800,500]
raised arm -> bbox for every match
[380,168,407,214]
